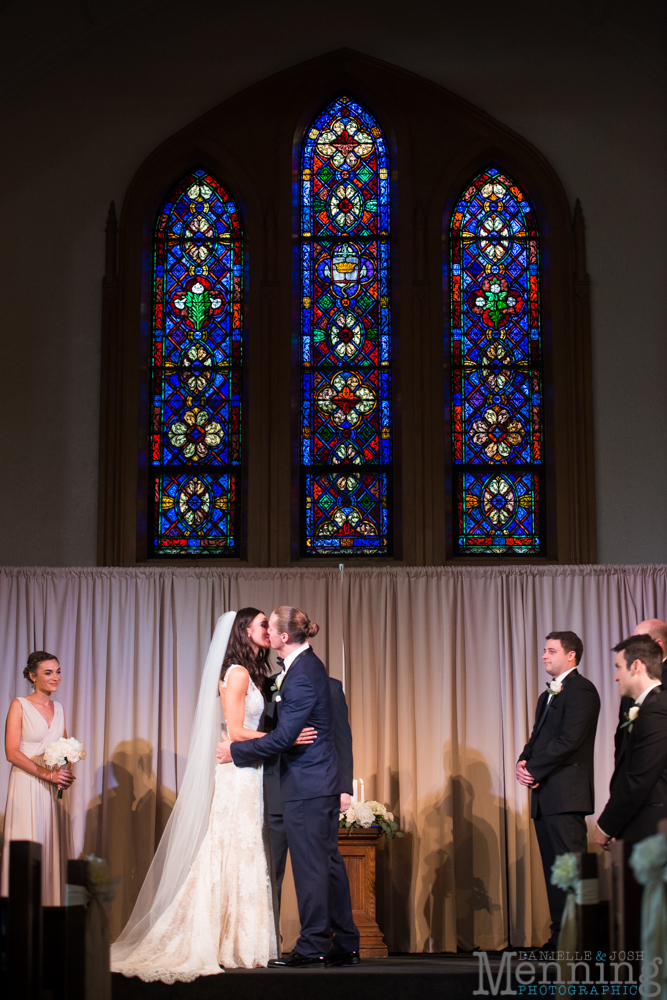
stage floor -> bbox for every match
[112,953,497,1000]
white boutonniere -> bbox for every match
[270,670,286,702]
[549,680,563,696]
[620,705,640,732]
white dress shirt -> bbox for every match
[633,679,662,706]
[546,665,577,704]
[275,642,310,688]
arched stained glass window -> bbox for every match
[449,167,544,556]
[299,96,392,556]
[149,169,243,557]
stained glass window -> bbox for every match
[449,167,544,556]
[299,96,392,556]
[149,169,243,556]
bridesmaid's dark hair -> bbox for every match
[221,609,270,689]
[24,651,59,683]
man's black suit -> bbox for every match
[230,647,359,959]
[599,685,667,842]
[519,669,600,939]
[262,674,353,907]
[617,660,667,756]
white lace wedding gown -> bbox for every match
[112,665,277,982]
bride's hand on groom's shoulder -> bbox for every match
[217,735,233,764]
[293,726,317,746]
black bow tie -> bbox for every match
[546,681,552,689]
[276,657,285,668]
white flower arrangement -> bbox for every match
[339,799,404,840]
[43,736,86,798]
[550,852,580,893]
[549,680,563,695]
[82,854,120,904]
[629,834,667,886]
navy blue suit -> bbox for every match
[230,647,359,958]
[262,676,354,908]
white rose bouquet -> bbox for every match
[339,799,404,840]
[43,736,87,799]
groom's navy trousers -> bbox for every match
[230,648,359,958]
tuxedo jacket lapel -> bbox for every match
[614,723,630,767]
[615,688,661,766]
[279,649,309,688]
[533,669,579,738]
[533,691,552,737]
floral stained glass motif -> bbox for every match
[150,170,242,555]
[300,96,392,556]
[450,167,543,555]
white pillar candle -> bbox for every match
[351,779,357,805]
[359,778,364,803]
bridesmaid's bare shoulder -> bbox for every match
[5,698,24,722]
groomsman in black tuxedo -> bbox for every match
[262,660,354,908]
[516,631,600,948]
[617,620,667,753]
[595,634,667,847]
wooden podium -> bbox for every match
[338,828,388,957]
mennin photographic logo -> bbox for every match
[472,951,664,997]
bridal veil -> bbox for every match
[111,611,236,962]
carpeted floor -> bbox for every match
[112,953,494,1000]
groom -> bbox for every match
[217,605,360,968]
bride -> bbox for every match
[111,609,314,982]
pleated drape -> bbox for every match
[1,564,665,949]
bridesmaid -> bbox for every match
[1,651,75,904]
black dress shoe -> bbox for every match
[268,952,326,968]
[325,949,361,967]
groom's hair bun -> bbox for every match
[24,651,59,682]
[273,607,319,644]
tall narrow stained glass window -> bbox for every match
[149,169,243,556]
[299,96,392,556]
[449,167,544,556]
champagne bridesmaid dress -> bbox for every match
[1,697,75,905]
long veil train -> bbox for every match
[111,611,236,963]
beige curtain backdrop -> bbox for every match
[1,565,665,951]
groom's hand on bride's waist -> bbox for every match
[217,735,233,764]
[293,726,317,746]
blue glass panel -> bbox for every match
[450,167,544,556]
[456,470,540,555]
[150,170,242,557]
[153,472,236,554]
[300,97,392,556]
[305,472,388,556]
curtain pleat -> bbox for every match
[1,565,665,949]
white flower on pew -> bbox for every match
[83,854,120,903]
[550,852,580,893]
[629,834,667,885]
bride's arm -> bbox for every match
[4,699,73,788]
[220,669,268,743]
[221,670,316,746]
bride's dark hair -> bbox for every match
[221,608,271,689]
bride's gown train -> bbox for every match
[112,664,277,982]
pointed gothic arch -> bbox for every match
[98,49,595,566]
